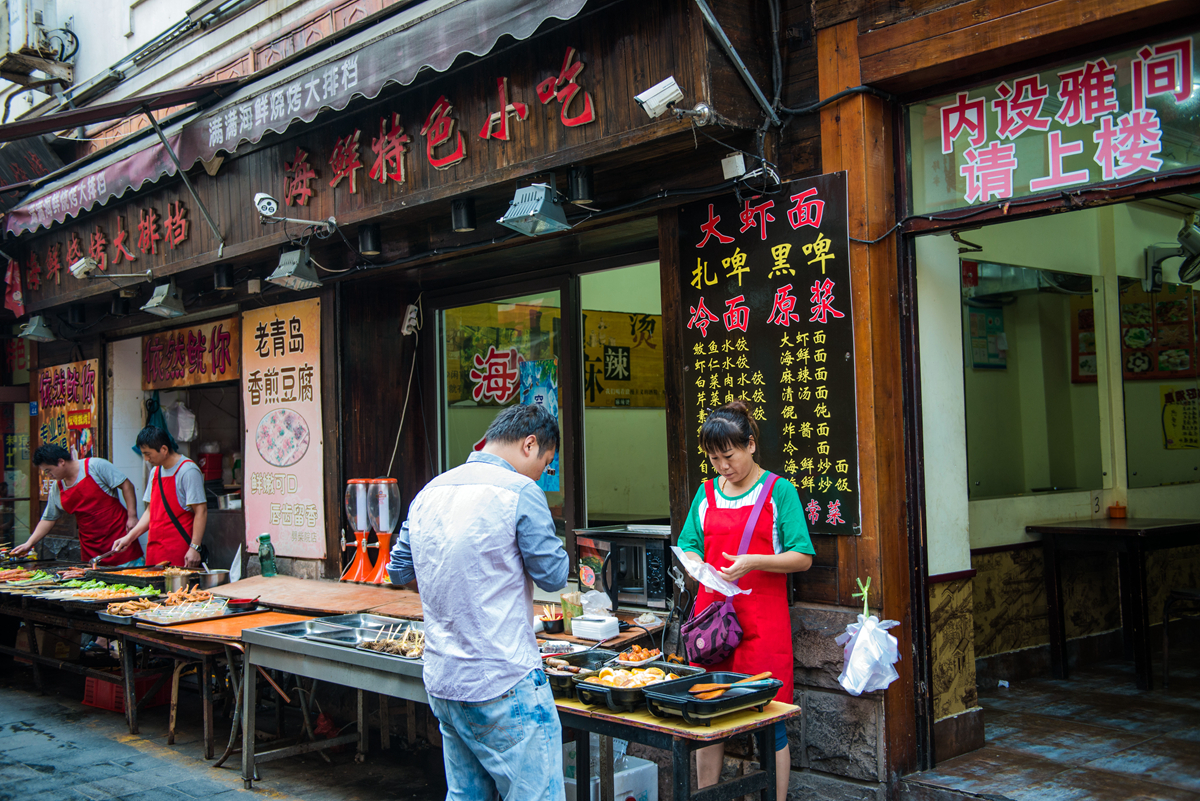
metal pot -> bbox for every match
[164,573,196,592]
[197,569,230,589]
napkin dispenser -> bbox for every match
[569,615,620,641]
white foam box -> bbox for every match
[563,755,657,801]
[569,615,620,641]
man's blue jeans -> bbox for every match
[427,668,564,801]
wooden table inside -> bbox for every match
[211,576,408,615]
[1028,517,1200,690]
[135,611,314,642]
[555,698,798,741]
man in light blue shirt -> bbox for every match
[389,403,568,801]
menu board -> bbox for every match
[968,308,1007,369]
[242,299,325,558]
[35,359,100,501]
[1071,284,1198,383]
[678,172,860,536]
[142,317,241,390]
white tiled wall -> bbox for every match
[107,339,147,544]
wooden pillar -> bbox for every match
[817,20,916,779]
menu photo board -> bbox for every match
[36,359,100,500]
[678,172,860,536]
[241,299,325,559]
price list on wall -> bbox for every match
[678,172,860,536]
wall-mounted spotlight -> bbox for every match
[497,178,571,237]
[1146,213,1200,287]
[568,165,594,205]
[213,264,234,291]
[451,198,476,233]
[358,223,381,256]
[141,279,186,318]
[68,304,85,327]
[17,315,55,342]
[110,296,131,317]
[267,246,322,291]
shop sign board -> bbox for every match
[35,359,100,501]
[241,299,325,558]
[142,317,242,390]
[908,32,1200,214]
[1161,385,1199,449]
[677,172,860,536]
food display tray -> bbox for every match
[132,606,265,627]
[84,567,174,590]
[544,649,618,699]
[572,661,705,713]
[97,611,137,625]
[317,613,416,632]
[307,626,411,648]
[254,619,348,639]
[641,671,783,726]
[354,641,423,662]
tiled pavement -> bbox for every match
[0,663,445,801]
[903,640,1200,800]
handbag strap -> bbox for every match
[157,463,192,548]
[722,471,779,594]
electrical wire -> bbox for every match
[385,294,423,477]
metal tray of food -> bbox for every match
[83,567,172,590]
[543,649,618,699]
[641,671,783,726]
[354,628,425,661]
[317,613,417,632]
[572,661,705,713]
[97,611,138,625]
[257,620,349,639]
[307,626,409,648]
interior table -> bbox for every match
[1027,517,1200,690]
[556,697,799,801]
[211,575,407,615]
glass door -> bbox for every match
[439,287,574,547]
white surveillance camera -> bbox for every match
[636,76,685,119]
[69,257,98,279]
[254,193,279,217]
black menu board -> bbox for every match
[678,171,860,536]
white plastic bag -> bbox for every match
[581,590,612,616]
[670,546,752,597]
[835,614,901,696]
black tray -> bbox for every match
[572,661,705,713]
[544,649,618,699]
[84,567,170,591]
[642,671,783,726]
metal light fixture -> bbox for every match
[68,304,86,327]
[358,223,381,256]
[451,198,476,232]
[213,264,234,291]
[267,247,322,291]
[17,315,55,342]
[497,179,571,237]
[110,296,130,317]
[568,165,594,205]
[141,279,187,318]
[1146,213,1200,286]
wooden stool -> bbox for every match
[1163,587,1200,689]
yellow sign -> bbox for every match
[1162,384,1199,449]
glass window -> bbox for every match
[440,290,565,530]
[962,261,1104,498]
[1122,280,1200,487]
[580,263,670,525]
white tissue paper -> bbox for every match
[671,546,752,597]
[835,614,901,696]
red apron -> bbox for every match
[691,478,794,704]
[58,458,143,567]
[146,461,195,567]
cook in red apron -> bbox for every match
[690,478,794,705]
[146,461,195,567]
[58,459,143,567]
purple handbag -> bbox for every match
[681,474,778,666]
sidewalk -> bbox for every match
[0,664,445,801]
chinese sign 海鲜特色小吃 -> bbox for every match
[241,299,324,559]
[678,173,860,536]
[142,317,241,390]
[35,359,100,502]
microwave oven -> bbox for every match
[574,525,670,611]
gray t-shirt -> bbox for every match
[41,458,131,522]
[142,458,207,510]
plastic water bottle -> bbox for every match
[257,533,277,577]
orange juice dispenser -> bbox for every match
[342,479,373,582]
[365,478,400,584]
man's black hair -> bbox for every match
[484,403,560,456]
[136,425,175,452]
[32,444,72,466]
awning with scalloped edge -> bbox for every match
[5,0,588,236]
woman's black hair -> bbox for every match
[699,400,760,458]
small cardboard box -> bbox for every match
[14,625,81,663]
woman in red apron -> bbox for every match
[677,400,815,799]
[59,459,144,567]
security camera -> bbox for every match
[636,76,685,119]
[254,193,279,217]
[69,257,98,279]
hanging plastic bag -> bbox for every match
[835,578,901,696]
[132,392,179,455]
[164,401,198,442]
[581,590,612,617]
